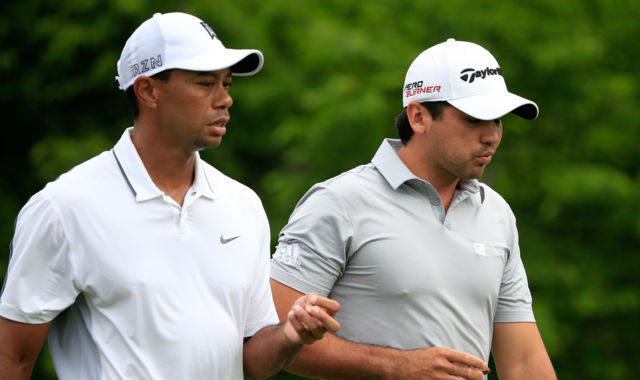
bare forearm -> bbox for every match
[288,333,489,380]
[492,322,556,380]
[286,333,391,379]
[0,353,36,380]
[242,323,303,380]
[495,350,556,380]
[0,317,50,380]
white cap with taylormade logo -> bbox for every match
[402,38,538,120]
[116,12,264,90]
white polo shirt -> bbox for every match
[272,138,534,363]
[0,128,278,380]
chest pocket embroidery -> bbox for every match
[473,242,510,260]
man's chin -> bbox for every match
[195,136,223,151]
[462,168,485,180]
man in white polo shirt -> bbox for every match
[0,12,339,380]
[270,39,556,379]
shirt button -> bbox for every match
[431,197,441,206]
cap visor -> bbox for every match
[173,48,264,76]
[448,91,538,120]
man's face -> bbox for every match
[154,68,233,152]
[425,105,503,181]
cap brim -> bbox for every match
[172,48,264,76]
[448,91,538,120]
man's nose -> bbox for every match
[215,89,233,109]
[480,120,501,145]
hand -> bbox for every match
[283,292,340,345]
[400,346,490,380]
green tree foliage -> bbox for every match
[1,0,639,379]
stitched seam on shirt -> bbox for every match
[41,192,78,291]
[322,182,357,263]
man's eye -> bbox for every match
[223,82,233,89]
[200,82,214,87]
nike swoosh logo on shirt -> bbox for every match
[220,235,240,244]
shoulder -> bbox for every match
[38,150,116,204]
[306,163,378,198]
[477,181,516,219]
[285,163,380,224]
[14,152,114,240]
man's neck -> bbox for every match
[397,144,460,212]
[130,125,196,206]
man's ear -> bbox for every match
[133,76,160,111]
[406,101,432,135]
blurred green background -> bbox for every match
[1,0,639,379]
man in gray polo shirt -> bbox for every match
[270,39,556,379]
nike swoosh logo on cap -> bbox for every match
[220,235,240,244]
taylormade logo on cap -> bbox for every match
[115,12,264,91]
[459,67,503,83]
[402,38,539,120]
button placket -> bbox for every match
[178,189,200,235]
[178,207,189,234]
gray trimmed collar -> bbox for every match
[111,127,216,202]
[371,139,417,190]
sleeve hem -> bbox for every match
[493,310,536,323]
[243,314,279,338]
[0,304,57,324]
[270,267,332,297]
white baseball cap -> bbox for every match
[116,12,264,90]
[402,38,538,120]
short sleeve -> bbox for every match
[244,200,279,337]
[271,185,352,297]
[494,210,535,323]
[0,190,79,323]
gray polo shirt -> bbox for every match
[271,138,534,361]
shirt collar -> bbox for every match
[371,138,483,202]
[112,127,216,202]
[192,154,216,200]
[371,138,418,190]
[455,177,483,204]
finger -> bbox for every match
[445,350,489,374]
[449,362,485,380]
[287,309,308,334]
[306,293,341,315]
[307,305,341,332]
[292,305,325,338]
[285,311,315,345]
